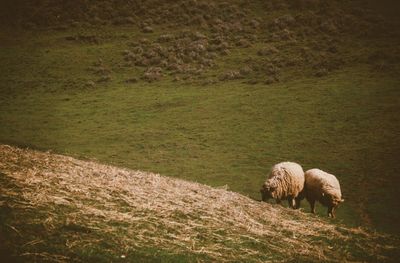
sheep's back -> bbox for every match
[269,162,305,198]
[305,169,342,200]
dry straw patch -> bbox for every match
[0,145,398,262]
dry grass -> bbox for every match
[0,144,398,262]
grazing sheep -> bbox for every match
[304,169,344,218]
[260,162,305,209]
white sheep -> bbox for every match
[304,169,344,218]
[260,162,305,209]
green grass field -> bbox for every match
[1,27,400,234]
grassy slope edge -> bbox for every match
[0,144,399,262]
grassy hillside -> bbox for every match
[1,0,400,243]
[1,145,399,262]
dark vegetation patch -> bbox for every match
[1,0,399,84]
[65,34,100,44]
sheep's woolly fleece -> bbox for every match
[305,169,343,201]
[0,145,398,262]
[266,161,305,200]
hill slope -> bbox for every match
[0,144,399,262]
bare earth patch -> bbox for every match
[0,145,398,262]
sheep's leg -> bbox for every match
[328,206,336,218]
[276,199,281,205]
[288,197,295,209]
[309,199,316,214]
[294,196,301,209]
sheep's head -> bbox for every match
[332,197,345,207]
[260,181,277,202]
[323,192,345,207]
